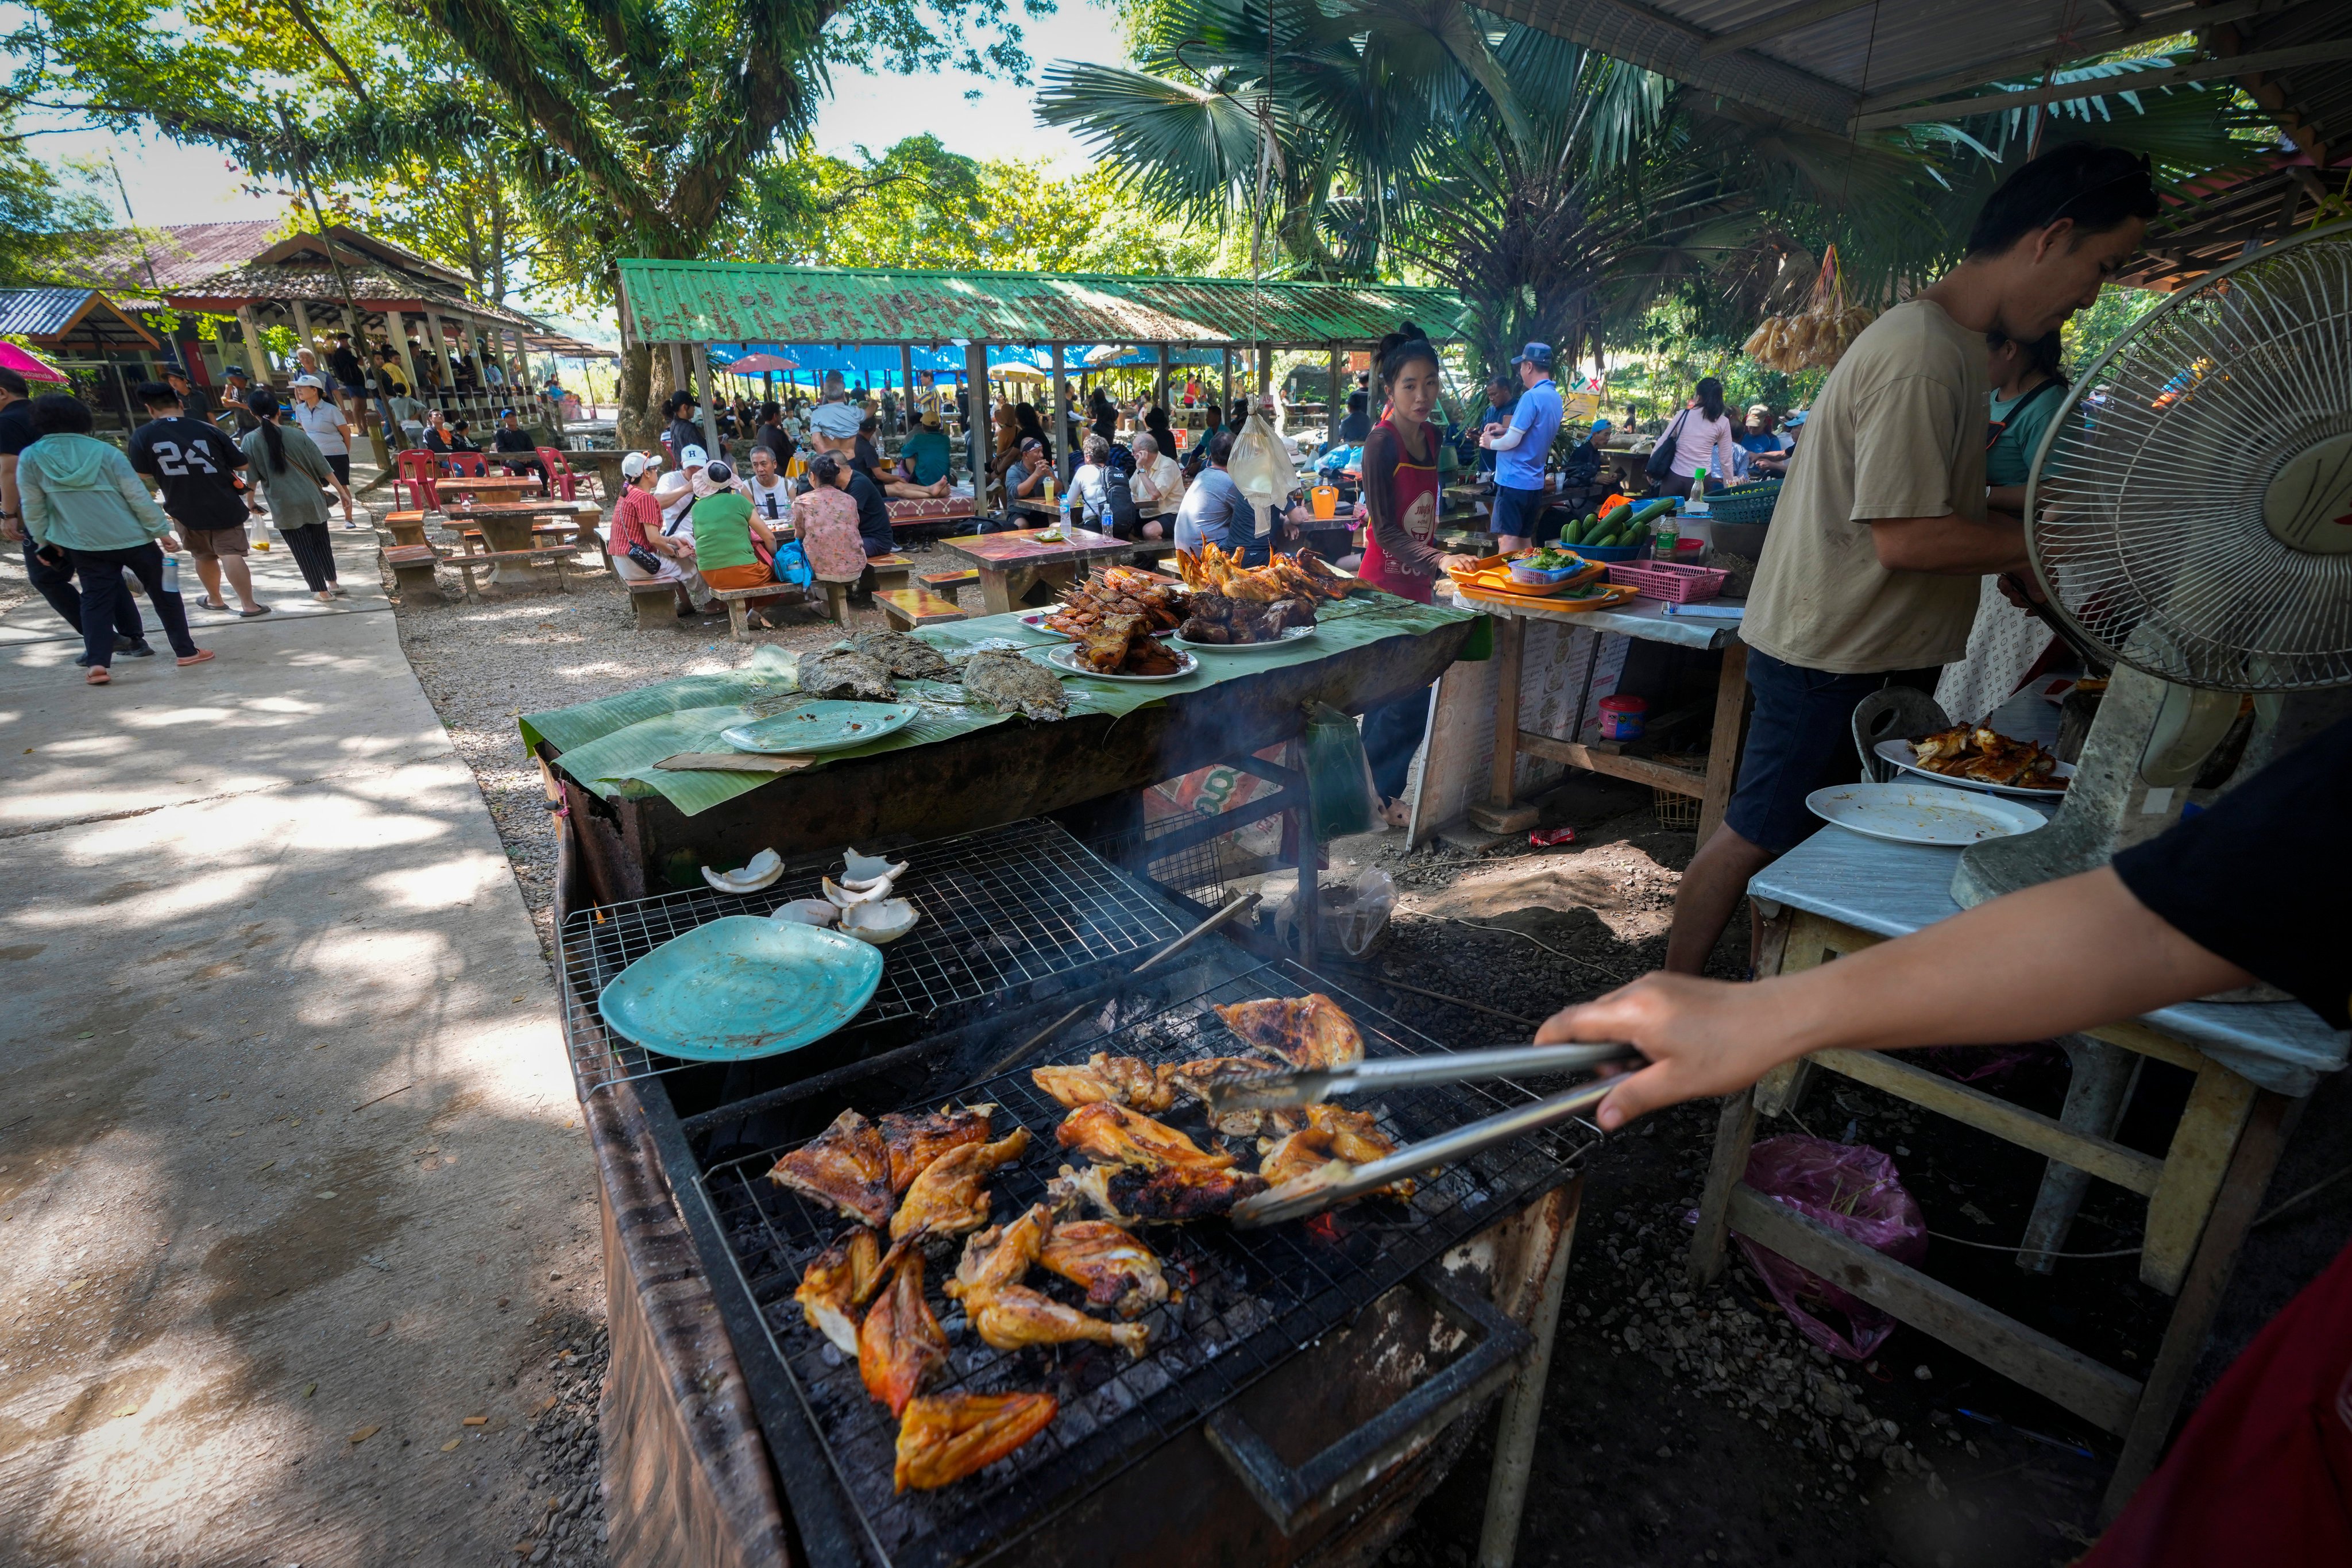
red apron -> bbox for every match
[1358,416,1440,604]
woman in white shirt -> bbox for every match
[1127,433,1184,540]
[289,376,359,527]
[1660,376,1737,499]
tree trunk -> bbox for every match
[617,342,655,449]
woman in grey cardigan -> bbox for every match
[240,388,344,600]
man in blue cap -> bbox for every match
[1479,342,1563,554]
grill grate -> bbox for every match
[694,959,1594,1568]
[558,819,1191,1099]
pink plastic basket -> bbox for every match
[1606,559,1728,604]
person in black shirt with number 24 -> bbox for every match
[129,381,271,617]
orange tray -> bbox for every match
[1445,554,1608,597]
[1454,578,1640,613]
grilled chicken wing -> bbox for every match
[878,1103,995,1194]
[1260,1107,1413,1200]
[1056,1102,1234,1171]
[1168,1056,1310,1138]
[858,1252,947,1416]
[1051,1160,1269,1226]
[888,1127,1033,1245]
[945,1203,1052,1302]
[1212,994,1365,1070]
[967,1281,1151,1357]
[793,1227,883,1354]
[1032,1054,1178,1114]
[768,1109,894,1229]
[894,1391,1059,1493]
[1258,1128,1346,1191]
[1038,1221,1171,1318]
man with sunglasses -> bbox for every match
[1664,144,2157,976]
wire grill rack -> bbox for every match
[558,820,1190,1099]
[694,958,1594,1568]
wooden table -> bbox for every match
[1690,821,2345,1520]
[1600,447,1652,495]
[936,526,1132,614]
[437,473,542,500]
[453,501,598,588]
[1457,585,1748,838]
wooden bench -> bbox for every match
[611,559,688,631]
[876,586,967,631]
[383,511,431,549]
[868,553,918,593]
[709,580,835,642]
[382,543,445,600]
[918,568,979,606]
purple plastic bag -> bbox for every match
[1735,1135,1926,1361]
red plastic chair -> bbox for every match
[393,450,441,511]
[441,451,489,477]
[535,446,578,501]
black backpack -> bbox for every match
[1106,468,1143,539]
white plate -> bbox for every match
[1015,608,1077,640]
[1807,783,2047,847]
[1043,643,1200,682]
[1872,739,2073,798]
[1167,624,1318,654]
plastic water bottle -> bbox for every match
[160,553,180,596]
[1685,467,1711,517]
[1057,487,1072,533]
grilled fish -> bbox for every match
[1213,994,1365,1070]
[960,649,1067,721]
[851,629,951,681]
[1056,1102,1234,1171]
[1051,1160,1269,1226]
[878,1103,995,1194]
[859,1250,947,1416]
[888,1127,1032,1246]
[967,1281,1150,1357]
[793,1227,883,1355]
[768,1109,894,1229]
[945,1203,1053,1303]
[1032,1054,1178,1114]
[1038,1220,1172,1319]
[894,1391,1059,1493]
[795,648,898,701]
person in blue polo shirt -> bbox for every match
[1479,342,1563,554]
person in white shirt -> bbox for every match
[1127,433,1184,539]
[744,445,794,532]
[808,370,862,448]
[289,376,358,527]
[1068,435,1115,530]
[1659,376,1737,499]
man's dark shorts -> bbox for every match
[183,523,249,559]
[1490,483,1549,539]
[1723,649,1941,853]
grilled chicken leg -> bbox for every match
[1031,1054,1178,1114]
[945,1203,1052,1303]
[966,1281,1150,1357]
[889,1127,1033,1246]
[794,1227,883,1354]
[1212,994,1365,1070]
[1037,1221,1171,1318]
[894,1391,1059,1493]
[858,1250,947,1417]
[878,1103,995,1194]
[1056,1102,1234,1171]
[769,1109,894,1230]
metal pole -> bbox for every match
[1154,343,1171,419]
[1221,345,1233,414]
[1330,342,1343,441]
[964,341,992,512]
[694,345,720,456]
[1477,1185,1579,1568]
[1051,341,1070,482]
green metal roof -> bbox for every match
[615,260,1468,348]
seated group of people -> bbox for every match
[418,407,550,485]
[661,373,959,504]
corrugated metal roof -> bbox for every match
[615,260,1469,347]
[0,287,158,349]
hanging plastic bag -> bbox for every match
[1734,1135,1926,1361]
[1225,412,1299,542]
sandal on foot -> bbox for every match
[176,649,216,667]
[238,604,273,617]
[196,598,230,611]
[86,666,111,685]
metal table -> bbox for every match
[937,525,1133,614]
[1690,820,2347,1520]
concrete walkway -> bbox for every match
[0,532,601,1565]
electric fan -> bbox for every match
[1955,219,2352,952]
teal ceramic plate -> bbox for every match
[721,701,922,755]
[597,916,885,1061]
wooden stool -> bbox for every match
[867,553,917,593]
[710,582,806,642]
[382,543,444,601]
[384,511,430,550]
[876,586,967,631]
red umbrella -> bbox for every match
[724,352,798,374]
[0,342,69,383]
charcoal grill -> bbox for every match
[690,956,1598,1568]
[558,819,1192,1099]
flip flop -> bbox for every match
[176,649,215,667]
[238,605,273,617]
[196,598,230,611]
[86,667,110,685]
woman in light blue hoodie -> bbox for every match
[19,393,210,684]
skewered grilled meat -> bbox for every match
[878,1103,995,1194]
[945,1204,1052,1303]
[1042,566,1188,638]
[795,648,898,701]
[1910,725,2063,788]
[1032,1054,1178,1114]
[887,1127,1032,1246]
[1214,994,1366,1070]
[967,1281,1151,1357]
[859,1251,947,1416]
[851,629,952,681]
[794,1227,883,1354]
[1050,1160,1269,1226]
[768,1109,894,1229]
[1056,1102,1235,1171]
[1038,1221,1172,1319]
[959,649,1067,720]
[894,1391,1059,1493]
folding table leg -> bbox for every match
[2017,1036,2138,1273]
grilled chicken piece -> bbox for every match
[1038,1221,1172,1318]
[1051,1160,1269,1226]
[1259,1106,1413,1202]
[1169,1056,1306,1138]
[858,1252,947,1416]
[793,1227,882,1354]
[888,1127,1033,1246]
[878,1103,995,1194]
[894,1391,1059,1493]
[945,1204,1052,1303]
[1258,1128,1346,1191]
[768,1109,894,1229]
[1032,1054,1177,1114]
[967,1281,1150,1357]
[1213,994,1365,1070]
[1077,612,1145,674]
[1056,1102,1234,1171]
[1305,1103,1403,1166]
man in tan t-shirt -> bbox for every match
[1664,145,2156,974]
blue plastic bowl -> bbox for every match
[1567,541,1650,562]
[1509,560,1587,585]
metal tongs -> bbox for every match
[1222,1042,1643,1229]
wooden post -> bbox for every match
[900,343,915,430]
[965,341,992,513]
[694,345,720,455]
[426,312,459,400]
[1330,342,1343,437]
[1050,341,1070,482]
[1154,344,1171,418]
[1466,615,1541,834]
[291,299,316,369]
[509,327,530,393]
[235,305,274,385]
[386,308,423,410]
[1696,640,1751,844]
[1221,345,1233,412]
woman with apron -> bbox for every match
[1358,325,1479,826]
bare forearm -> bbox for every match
[1869,511,2027,574]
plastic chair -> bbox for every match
[1852,687,1951,782]
[393,449,441,511]
[441,451,489,477]
[535,446,578,501]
